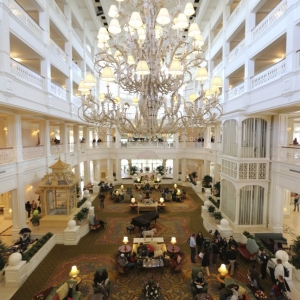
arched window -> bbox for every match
[220,179,236,222]
[223,120,237,157]
[241,118,267,158]
[239,185,264,225]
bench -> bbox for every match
[237,238,259,261]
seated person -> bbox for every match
[193,271,207,294]
[219,284,240,300]
[117,253,135,268]
[170,252,183,271]
[248,265,263,291]
[93,268,109,296]
[137,243,149,257]
[15,233,30,246]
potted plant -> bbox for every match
[30,210,41,226]
[75,211,84,224]
[113,172,117,181]
[213,211,223,224]
[130,165,138,175]
[202,175,213,195]
[0,240,8,282]
[290,236,300,281]
[81,207,89,219]
[213,181,221,197]
[156,165,164,176]
[208,205,215,217]
[178,172,182,181]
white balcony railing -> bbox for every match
[49,39,67,62]
[50,83,67,100]
[48,0,67,26]
[50,144,64,155]
[297,50,300,69]
[23,146,45,160]
[275,147,300,165]
[227,82,246,101]
[72,95,82,107]
[11,59,44,89]
[72,62,82,78]
[252,0,287,41]
[0,148,15,164]
[72,28,83,45]
[120,141,175,149]
[251,59,286,90]
[212,62,223,77]
[179,142,204,149]
[227,39,246,63]
[227,0,248,27]
[8,0,43,40]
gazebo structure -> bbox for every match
[35,157,79,226]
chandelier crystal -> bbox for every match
[78,0,223,136]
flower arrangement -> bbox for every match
[204,296,212,300]
[142,274,161,299]
[255,290,267,299]
[36,293,44,300]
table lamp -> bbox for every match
[171,237,177,251]
[131,198,136,204]
[174,184,177,189]
[160,197,164,204]
[218,263,228,279]
[156,177,160,182]
[69,265,79,279]
[116,190,119,196]
[123,236,129,251]
[121,185,124,190]
[137,178,140,182]
[177,189,181,195]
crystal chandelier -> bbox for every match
[78,0,223,136]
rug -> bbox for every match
[94,216,191,245]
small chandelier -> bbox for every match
[78,0,223,136]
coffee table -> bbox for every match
[217,274,231,289]
[118,245,132,254]
[138,258,164,274]
[167,245,180,254]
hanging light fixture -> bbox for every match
[78,0,223,136]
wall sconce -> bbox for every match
[160,197,164,203]
[171,237,177,251]
[3,127,7,131]
[131,198,136,204]
[174,184,177,189]
[218,263,228,279]
[283,207,287,213]
[120,185,124,190]
[287,127,292,132]
[9,208,12,215]
[123,236,129,251]
[69,266,80,279]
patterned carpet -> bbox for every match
[9,185,274,300]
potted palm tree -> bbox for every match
[30,210,41,226]
[208,205,216,217]
[202,175,213,195]
[75,211,84,224]
[213,211,223,224]
[81,207,89,219]
[290,236,300,281]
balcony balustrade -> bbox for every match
[49,39,67,62]
[10,59,44,89]
[251,59,286,90]
[48,0,67,26]
[227,82,246,101]
[227,39,245,63]
[8,0,43,39]
[121,141,175,149]
[212,62,223,77]
[50,83,67,100]
[274,147,300,165]
[72,28,83,45]
[72,95,82,107]
[252,0,287,41]
[297,50,300,69]
[0,148,15,164]
[72,62,82,78]
[227,0,248,27]
[50,144,64,155]
[22,146,45,160]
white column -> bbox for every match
[107,159,114,182]
[41,120,51,157]
[173,158,179,182]
[174,133,179,149]
[0,0,11,74]
[3,192,12,220]
[182,158,187,180]
[73,125,80,151]
[237,123,242,159]
[84,160,91,183]
[115,130,120,149]
[7,115,23,162]
[59,123,69,154]
[234,191,240,226]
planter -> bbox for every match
[77,219,83,225]
[0,267,5,283]
[83,213,88,219]
[209,212,214,217]
[204,188,211,196]
[215,219,221,224]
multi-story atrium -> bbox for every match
[1,0,300,298]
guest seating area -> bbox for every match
[237,238,259,261]
[132,237,167,258]
[224,278,256,300]
[45,280,81,300]
[254,233,288,253]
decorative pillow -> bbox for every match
[56,282,68,300]
[238,286,246,296]
[52,293,59,300]
[154,249,163,257]
[153,244,162,251]
[105,278,110,286]
[177,255,182,264]
[148,244,154,252]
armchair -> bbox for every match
[169,252,185,274]
[92,267,111,297]
[164,193,172,202]
[190,267,208,297]
[89,215,102,231]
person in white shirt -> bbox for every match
[274,258,284,280]
[189,233,197,263]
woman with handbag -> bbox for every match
[270,275,290,300]
[201,248,210,277]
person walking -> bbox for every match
[25,201,31,218]
[293,194,299,211]
[189,233,197,263]
[259,248,269,279]
[201,248,210,277]
[211,239,219,265]
[226,244,238,276]
[99,193,105,209]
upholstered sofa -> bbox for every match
[224,278,256,300]
[255,233,287,253]
[132,238,167,258]
[45,280,81,300]
[237,238,259,261]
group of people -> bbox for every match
[25,199,40,218]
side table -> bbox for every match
[216,274,231,289]
[158,203,166,211]
[167,245,180,254]
[118,245,132,254]
[75,276,82,291]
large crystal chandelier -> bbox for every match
[78,0,223,136]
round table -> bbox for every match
[167,245,180,254]
[158,203,166,211]
[118,245,132,254]
[216,274,231,289]
[129,204,137,212]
